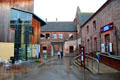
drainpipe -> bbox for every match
[115,26,118,56]
[99,31,101,53]
[90,36,92,54]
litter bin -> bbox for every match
[44,53,47,60]
[10,56,15,64]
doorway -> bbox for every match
[51,42,64,56]
[69,46,74,53]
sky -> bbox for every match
[34,0,107,22]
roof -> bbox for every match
[79,13,93,26]
[32,14,47,26]
[81,0,112,27]
[11,8,46,26]
[41,22,77,32]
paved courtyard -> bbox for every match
[1,57,120,80]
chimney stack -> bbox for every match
[56,18,58,22]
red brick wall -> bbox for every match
[40,32,77,41]
[40,41,51,55]
[81,0,120,55]
[40,31,77,55]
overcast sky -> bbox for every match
[34,0,107,22]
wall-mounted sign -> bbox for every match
[36,45,39,58]
[101,43,105,53]
[101,23,113,33]
[109,43,112,52]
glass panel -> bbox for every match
[53,34,57,39]
[59,34,63,39]
[10,9,33,61]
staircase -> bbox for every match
[72,55,81,68]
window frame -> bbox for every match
[87,25,89,34]
[59,34,63,39]
[53,34,57,39]
[69,33,73,39]
[93,21,96,31]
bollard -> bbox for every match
[44,53,47,60]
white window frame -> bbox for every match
[53,34,57,39]
[59,34,63,39]
[69,33,73,38]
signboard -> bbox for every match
[81,51,84,61]
[80,46,85,67]
[102,25,111,32]
[109,43,112,52]
[36,45,39,58]
[101,23,113,33]
[101,43,105,53]
[96,52,100,63]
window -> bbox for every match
[105,34,110,52]
[53,34,57,39]
[87,26,89,34]
[29,26,33,35]
[43,47,47,50]
[40,34,45,37]
[43,46,47,53]
[46,33,50,39]
[87,39,89,52]
[94,38,97,51]
[59,34,63,39]
[69,46,74,53]
[93,21,96,30]
[69,33,73,39]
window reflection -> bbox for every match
[10,8,33,61]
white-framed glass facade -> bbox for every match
[10,8,33,61]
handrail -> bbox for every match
[73,54,81,60]
[85,55,100,73]
[85,55,98,61]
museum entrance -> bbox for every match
[51,42,64,56]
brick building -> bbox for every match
[40,22,77,56]
[74,7,93,54]
[75,0,120,56]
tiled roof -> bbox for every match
[79,13,93,26]
[41,22,77,32]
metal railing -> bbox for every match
[73,54,81,60]
[85,55,100,73]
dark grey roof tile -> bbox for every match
[41,22,77,32]
[79,13,93,25]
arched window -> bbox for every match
[93,21,96,31]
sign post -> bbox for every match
[80,46,85,68]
